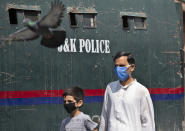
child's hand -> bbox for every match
[93,128,98,131]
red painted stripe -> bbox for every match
[0,87,183,99]
[84,89,105,96]
[148,86,184,94]
[0,89,105,99]
[0,90,63,99]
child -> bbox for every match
[60,86,98,131]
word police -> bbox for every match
[58,38,111,53]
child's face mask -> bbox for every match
[64,102,77,113]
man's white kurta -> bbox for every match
[99,80,155,131]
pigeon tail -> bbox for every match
[41,30,66,48]
[0,37,11,41]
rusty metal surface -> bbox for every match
[120,11,147,17]
[6,3,41,11]
[67,7,97,14]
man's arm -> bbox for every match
[99,87,109,131]
[140,92,155,131]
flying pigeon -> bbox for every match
[0,0,66,48]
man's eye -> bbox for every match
[115,65,125,67]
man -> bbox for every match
[99,51,155,131]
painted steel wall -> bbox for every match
[0,0,184,131]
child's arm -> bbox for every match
[60,118,67,131]
[84,116,98,131]
[93,128,98,131]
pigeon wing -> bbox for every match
[38,0,65,28]
[0,27,39,41]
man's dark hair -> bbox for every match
[113,51,135,65]
[63,86,85,102]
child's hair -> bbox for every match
[63,86,85,102]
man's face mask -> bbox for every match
[63,101,77,114]
[114,66,130,82]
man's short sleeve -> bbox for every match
[84,116,98,131]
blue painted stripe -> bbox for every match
[0,96,104,106]
[0,97,63,106]
[84,96,104,103]
[151,93,184,101]
[0,94,184,106]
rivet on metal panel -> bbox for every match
[94,64,98,68]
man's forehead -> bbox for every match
[115,56,129,64]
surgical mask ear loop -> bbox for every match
[128,64,135,78]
